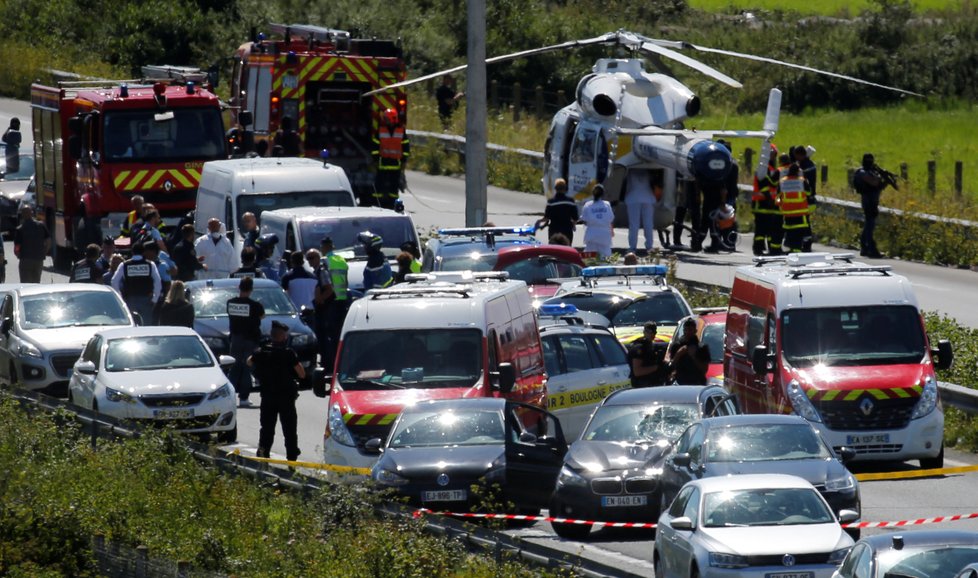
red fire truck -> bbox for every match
[31,66,227,267]
[229,23,407,200]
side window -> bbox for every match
[81,337,101,364]
[487,329,499,371]
[668,485,694,517]
[541,336,563,376]
[422,247,435,272]
[680,488,700,526]
[591,334,628,366]
[746,306,766,354]
[674,424,697,454]
[556,335,597,373]
[1,295,12,320]
[686,425,707,464]
[285,224,297,253]
[767,314,777,350]
[837,543,869,578]
[224,198,235,234]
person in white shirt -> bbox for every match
[624,168,657,254]
[194,218,237,279]
[580,185,615,258]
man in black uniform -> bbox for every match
[668,318,708,385]
[172,224,205,282]
[230,246,266,279]
[70,244,105,284]
[96,236,116,275]
[536,178,579,245]
[227,276,265,407]
[853,153,892,259]
[628,322,668,387]
[248,320,305,460]
[110,240,161,325]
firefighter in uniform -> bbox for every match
[360,231,392,291]
[372,108,410,210]
[751,145,783,256]
[248,320,305,460]
[70,244,105,284]
[111,240,161,325]
[779,163,814,253]
[120,195,145,238]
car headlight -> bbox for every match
[828,547,851,565]
[374,468,409,486]
[327,403,356,447]
[105,386,136,404]
[557,465,587,488]
[207,383,233,400]
[709,552,749,568]
[290,333,313,347]
[787,379,822,423]
[911,375,939,419]
[202,336,226,350]
[825,473,855,492]
[15,340,42,359]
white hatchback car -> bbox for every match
[68,326,238,442]
[654,474,856,578]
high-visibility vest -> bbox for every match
[779,176,809,217]
[752,165,778,202]
[378,128,404,160]
[326,253,349,301]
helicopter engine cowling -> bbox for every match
[632,135,733,182]
[576,73,623,120]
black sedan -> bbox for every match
[369,398,567,515]
[549,385,738,540]
[661,414,861,536]
[184,278,317,384]
[834,531,978,578]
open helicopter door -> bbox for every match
[567,120,610,202]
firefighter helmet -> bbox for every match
[358,231,384,250]
[383,108,399,125]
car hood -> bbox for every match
[334,386,486,420]
[22,325,130,351]
[705,458,847,488]
[0,180,29,199]
[790,363,928,399]
[193,314,312,338]
[379,445,504,479]
[700,523,850,556]
[98,367,228,394]
[566,440,671,474]
[528,284,560,300]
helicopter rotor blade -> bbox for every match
[638,41,742,88]
[687,44,923,97]
[361,32,619,97]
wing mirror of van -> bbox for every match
[312,367,331,398]
[75,360,97,375]
[837,446,857,464]
[493,362,516,394]
[751,345,774,375]
[932,339,953,371]
[0,317,11,335]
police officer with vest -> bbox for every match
[228,276,265,408]
[371,108,410,209]
[230,246,266,279]
[248,320,304,460]
[779,163,814,253]
[751,145,783,256]
[111,240,161,325]
[360,231,392,291]
[318,237,350,373]
[70,244,105,284]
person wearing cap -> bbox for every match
[227,276,265,408]
[628,322,668,387]
[580,184,614,258]
[111,240,161,325]
[172,224,206,282]
[248,319,305,460]
[318,236,349,373]
[70,244,105,284]
[536,178,579,245]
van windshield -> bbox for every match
[299,216,416,259]
[337,329,483,390]
[781,305,926,368]
[237,191,355,228]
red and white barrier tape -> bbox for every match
[414,509,978,529]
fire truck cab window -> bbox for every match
[102,108,224,162]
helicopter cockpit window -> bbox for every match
[596,131,609,181]
[571,128,597,163]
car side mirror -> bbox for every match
[752,344,773,375]
[131,311,144,326]
[838,509,859,524]
[837,446,856,464]
[672,453,692,469]
[218,355,235,368]
[312,367,331,398]
[364,438,383,454]
[75,360,97,375]
[0,317,11,335]
[932,339,953,371]
[519,431,538,444]
[494,362,516,394]
[670,516,693,531]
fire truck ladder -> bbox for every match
[141,65,208,85]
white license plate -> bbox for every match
[153,408,194,420]
[846,433,890,444]
[601,495,648,507]
[766,573,813,578]
[423,489,467,502]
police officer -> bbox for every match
[360,231,392,290]
[628,322,668,387]
[227,276,265,408]
[668,318,708,385]
[111,240,161,325]
[255,234,281,282]
[248,320,305,460]
[70,244,105,284]
[399,240,423,273]
[230,246,266,279]
[853,153,890,259]
[96,236,116,275]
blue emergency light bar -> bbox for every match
[581,265,668,278]
[538,302,579,317]
[438,225,537,237]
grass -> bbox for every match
[686,0,965,16]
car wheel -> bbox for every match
[690,565,699,578]
[549,499,592,540]
[920,444,944,470]
[92,399,99,413]
[8,363,17,388]
[653,551,665,578]
[217,425,238,444]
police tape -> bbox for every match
[229,449,372,476]
[413,509,978,530]
[855,463,978,482]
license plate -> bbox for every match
[601,495,648,507]
[766,573,813,578]
[846,433,890,444]
[423,489,467,502]
[153,408,194,420]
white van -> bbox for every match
[194,157,356,260]
[259,206,420,293]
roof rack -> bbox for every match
[788,265,891,279]
[753,252,855,267]
[404,271,509,284]
[267,23,351,45]
[141,65,209,85]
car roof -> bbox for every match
[186,278,283,289]
[603,385,722,406]
[856,530,978,550]
[495,244,584,266]
[696,414,809,428]
[93,326,201,340]
[407,398,509,412]
[432,236,536,256]
[13,284,119,296]
[539,322,616,337]
[688,473,817,493]
[263,206,403,220]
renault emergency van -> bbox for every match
[194,157,356,261]
[724,252,953,468]
[321,271,548,469]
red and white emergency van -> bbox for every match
[724,252,953,468]
[322,271,547,468]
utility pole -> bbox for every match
[464,0,487,226]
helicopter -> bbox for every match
[366,29,918,234]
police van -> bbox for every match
[724,252,953,468]
[321,271,548,469]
